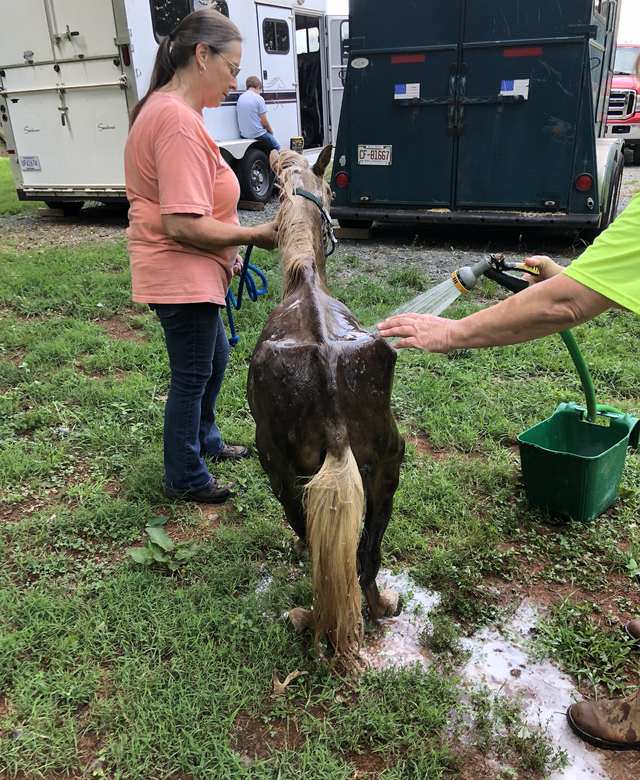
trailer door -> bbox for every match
[326,16,347,145]
[454,42,585,211]
[0,1,54,66]
[3,0,130,191]
[256,4,299,141]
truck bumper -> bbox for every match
[606,118,640,148]
[331,206,601,229]
[17,188,127,204]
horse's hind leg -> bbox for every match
[358,492,403,621]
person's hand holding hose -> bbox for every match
[522,255,564,284]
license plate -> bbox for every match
[357,145,392,166]
[19,156,41,172]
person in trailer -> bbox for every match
[236,76,281,151]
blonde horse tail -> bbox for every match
[303,446,365,661]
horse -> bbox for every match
[247,145,405,667]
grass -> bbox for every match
[0,158,44,215]
[0,225,639,777]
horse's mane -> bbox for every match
[273,151,332,298]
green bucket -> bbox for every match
[518,402,639,523]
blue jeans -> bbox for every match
[150,303,229,492]
[258,131,280,151]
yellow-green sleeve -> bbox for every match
[563,192,640,316]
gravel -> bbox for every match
[1,165,638,284]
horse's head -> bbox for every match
[270,144,333,209]
[270,145,333,297]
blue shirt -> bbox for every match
[236,90,267,139]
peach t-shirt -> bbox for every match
[125,91,240,305]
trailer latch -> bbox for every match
[55,26,80,44]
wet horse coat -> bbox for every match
[247,147,404,663]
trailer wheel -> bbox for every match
[45,200,84,217]
[601,154,624,230]
[338,218,373,229]
[239,148,273,203]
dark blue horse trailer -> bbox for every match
[331,0,624,233]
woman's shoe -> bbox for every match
[625,619,640,645]
[210,443,251,461]
[164,478,231,504]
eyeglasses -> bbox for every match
[216,50,241,78]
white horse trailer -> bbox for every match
[0,0,347,210]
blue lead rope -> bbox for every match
[225,245,269,347]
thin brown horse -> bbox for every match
[247,146,405,667]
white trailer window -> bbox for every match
[150,0,191,39]
[263,19,290,55]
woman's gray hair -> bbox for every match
[130,8,241,125]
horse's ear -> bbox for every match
[269,149,280,173]
[312,144,333,178]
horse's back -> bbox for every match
[248,281,399,475]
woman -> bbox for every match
[125,9,276,504]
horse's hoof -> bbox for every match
[287,607,313,633]
[380,589,403,617]
[292,538,308,561]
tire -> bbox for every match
[633,146,640,166]
[602,154,624,230]
[338,218,373,229]
[238,148,273,203]
[44,200,84,217]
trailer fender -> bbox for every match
[596,138,625,223]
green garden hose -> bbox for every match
[559,331,597,423]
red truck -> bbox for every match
[607,43,640,164]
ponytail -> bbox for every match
[129,9,241,126]
[130,36,175,125]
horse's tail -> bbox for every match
[303,446,364,661]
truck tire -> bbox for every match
[45,200,84,217]
[633,147,640,166]
[238,148,273,203]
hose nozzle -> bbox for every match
[451,256,493,293]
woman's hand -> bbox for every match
[376,313,459,353]
[249,221,278,250]
[523,255,564,285]
[232,254,244,276]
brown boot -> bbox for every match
[567,692,640,750]
[625,619,640,644]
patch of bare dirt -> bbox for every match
[97,316,147,343]
[230,711,305,763]
[604,750,640,780]
[347,750,390,778]
[163,510,224,545]
[407,432,487,461]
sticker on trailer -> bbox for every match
[500,79,530,99]
[394,83,421,100]
[358,145,392,166]
[19,156,41,172]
